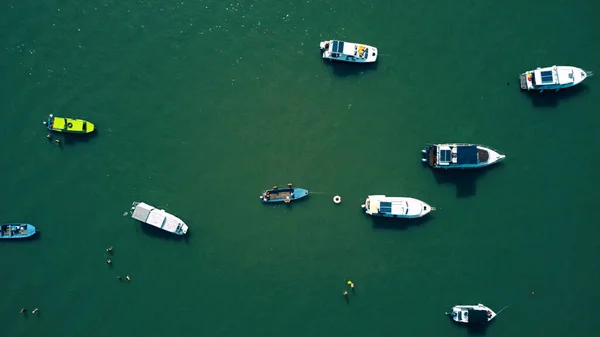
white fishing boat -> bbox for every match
[319,40,378,63]
[422,144,505,169]
[361,195,434,219]
[446,304,497,324]
[130,202,188,235]
[520,65,593,92]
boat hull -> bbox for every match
[131,202,188,235]
[422,144,505,169]
[0,223,36,239]
[46,115,95,134]
[320,40,378,63]
[260,187,309,203]
[519,66,592,92]
[446,304,497,324]
[361,195,434,218]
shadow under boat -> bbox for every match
[368,213,434,231]
[139,222,191,243]
[519,83,590,108]
[429,163,505,198]
[323,58,378,77]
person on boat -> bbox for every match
[32,308,39,314]
[106,259,112,265]
[20,308,26,314]
[126,275,131,281]
[106,246,113,253]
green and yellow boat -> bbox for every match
[45,114,95,134]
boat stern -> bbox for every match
[520,71,534,90]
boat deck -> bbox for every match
[429,148,437,167]
[266,190,292,200]
[520,74,528,89]
[1,226,27,237]
[477,149,489,162]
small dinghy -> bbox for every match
[44,114,95,134]
[446,303,497,324]
[0,223,36,239]
[260,184,309,204]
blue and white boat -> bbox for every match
[361,195,434,219]
[0,223,36,239]
[446,304,497,324]
[319,40,378,63]
[130,202,188,235]
[520,65,593,92]
[422,144,505,169]
[260,184,309,204]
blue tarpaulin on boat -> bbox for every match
[440,149,451,163]
[541,70,554,84]
[457,145,478,164]
[379,201,392,213]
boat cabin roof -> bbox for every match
[438,145,478,165]
[534,69,557,85]
[378,200,409,215]
[132,202,183,233]
[331,40,367,57]
[466,309,489,324]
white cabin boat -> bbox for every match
[361,195,434,219]
[422,144,505,169]
[130,202,188,235]
[520,65,593,92]
[319,40,378,63]
[446,304,497,324]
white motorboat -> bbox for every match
[446,304,497,324]
[422,143,505,169]
[520,65,593,92]
[130,202,188,235]
[361,195,434,219]
[319,40,378,63]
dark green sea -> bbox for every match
[2,0,600,336]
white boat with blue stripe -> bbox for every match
[320,40,378,63]
[422,144,505,169]
[361,195,434,219]
[520,65,593,92]
[130,202,188,235]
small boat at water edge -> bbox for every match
[130,202,188,235]
[44,114,95,134]
[260,184,309,204]
[0,223,36,239]
[446,304,497,324]
[422,144,505,169]
[520,65,593,92]
[320,40,378,63]
[361,195,434,219]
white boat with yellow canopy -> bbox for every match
[319,40,378,63]
[44,114,95,134]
